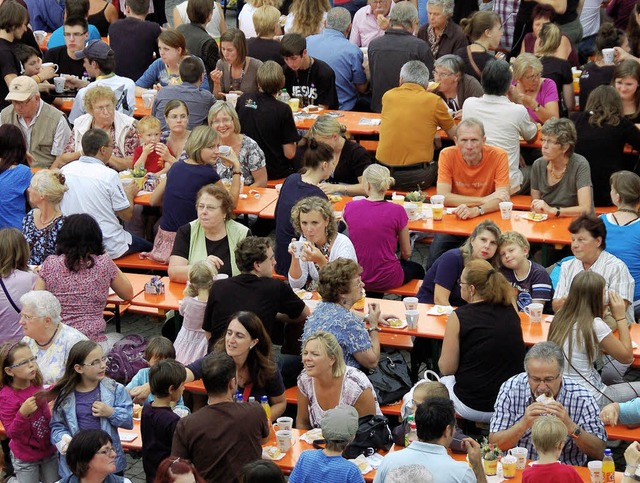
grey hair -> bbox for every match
[524,341,565,372]
[19,290,62,325]
[456,117,485,136]
[427,0,454,17]
[389,1,418,30]
[386,465,434,483]
[399,60,430,88]
[326,7,351,33]
[434,54,465,76]
[541,117,577,156]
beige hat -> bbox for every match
[6,76,39,102]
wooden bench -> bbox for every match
[267,178,286,188]
[359,139,378,153]
[114,253,168,272]
[385,279,422,297]
[379,332,413,351]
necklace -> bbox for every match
[36,324,59,347]
[547,163,567,180]
[472,41,488,52]
[618,208,639,214]
[39,210,60,227]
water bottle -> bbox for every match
[405,415,415,446]
[236,392,243,403]
[261,395,271,421]
[407,421,418,445]
[279,89,290,104]
[602,449,615,483]
[248,396,255,403]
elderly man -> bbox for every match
[462,59,538,194]
[350,0,393,47]
[1,76,71,168]
[376,60,455,190]
[490,341,606,466]
[69,40,136,123]
[307,7,367,111]
[368,2,434,112]
[60,129,151,258]
[374,398,485,483]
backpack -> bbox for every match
[106,334,148,384]
[312,414,393,459]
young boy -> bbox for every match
[498,231,554,312]
[141,359,187,483]
[13,44,59,106]
[133,116,168,174]
[522,416,582,483]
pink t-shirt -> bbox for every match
[525,77,559,123]
[39,254,118,342]
[343,199,406,291]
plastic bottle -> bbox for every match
[261,395,271,421]
[236,392,243,403]
[248,396,255,403]
[602,448,615,483]
[407,421,418,445]
[405,415,415,446]
[279,89,290,104]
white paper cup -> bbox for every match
[224,92,238,108]
[53,76,66,93]
[275,416,293,431]
[404,202,418,220]
[499,201,513,220]
[508,447,528,470]
[292,240,305,258]
[403,297,418,311]
[34,30,46,44]
[392,195,405,205]
[405,309,419,330]
[218,145,231,155]
[41,62,58,73]
[121,178,134,185]
[214,274,229,281]
[588,460,603,483]
[275,183,283,193]
[430,194,445,205]
[275,430,292,452]
[524,302,544,323]
[602,48,615,64]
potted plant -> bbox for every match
[480,438,502,476]
[405,186,426,211]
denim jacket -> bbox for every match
[50,378,133,477]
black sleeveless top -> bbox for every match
[88,2,111,37]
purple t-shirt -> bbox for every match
[525,78,559,123]
[417,248,465,306]
[75,386,101,430]
[343,199,406,291]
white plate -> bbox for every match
[262,446,286,461]
[427,305,453,316]
[522,212,548,222]
[386,319,408,329]
[119,433,137,442]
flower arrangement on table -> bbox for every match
[480,438,503,476]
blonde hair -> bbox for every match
[289,0,331,37]
[83,85,116,113]
[137,115,161,134]
[30,169,68,206]
[290,196,337,241]
[207,101,241,133]
[513,52,543,80]
[303,331,346,378]
[531,416,568,453]
[499,231,530,252]
[247,0,282,8]
[306,115,349,140]
[184,260,216,297]
[253,5,281,37]
[463,259,514,306]
[536,22,562,56]
[184,126,220,164]
[362,164,395,193]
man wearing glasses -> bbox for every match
[489,341,606,466]
[43,17,92,82]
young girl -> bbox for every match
[47,340,133,478]
[174,261,216,365]
[0,342,58,483]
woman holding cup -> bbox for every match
[548,270,640,407]
[211,29,262,100]
[439,259,524,423]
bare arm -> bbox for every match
[438,311,460,375]
[168,255,190,283]
[296,391,311,429]
[536,0,567,14]
[283,142,296,159]
[115,182,138,223]
[353,387,377,418]
[250,167,268,187]
[433,284,451,306]
[398,225,411,260]
[562,83,575,112]
[531,186,593,217]
[111,269,134,301]
[149,176,166,207]
[268,393,286,421]
[173,7,183,27]
[52,151,82,169]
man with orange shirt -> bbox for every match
[426,118,511,267]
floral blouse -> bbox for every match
[64,125,139,159]
[215,135,265,185]
[22,210,65,266]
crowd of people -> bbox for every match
[0,0,640,481]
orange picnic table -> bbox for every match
[294,111,381,136]
[259,194,352,219]
[105,272,152,332]
[118,419,142,452]
[129,276,184,315]
[60,95,151,119]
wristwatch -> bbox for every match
[477,205,485,216]
[570,425,582,439]
[367,327,380,333]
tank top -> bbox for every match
[88,2,111,37]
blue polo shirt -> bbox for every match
[306,29,367,111]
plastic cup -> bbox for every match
[33,30,46,44]
[142,91,155,109]
[288,97,300,112]
[292,240,305,259]
[214,274,229,281]
[432,204,444,221]
[392,195,405,205]
[501,455,517,478]
[275,416,293,431]
[602,48,615,64]
[404,202,418,220]
[403,297,418,311]
[588,460,603,483]
[218,145,231,155]
[524,303,544,323]
[224,92,238,108]
[333,211,342,220]
[275,430,292,452]
[499,201,513,220]
[508,447,528,470]
[430,194,445,205]
[275,183,283,193]
[53,76,66,94]
[405,309,419,330]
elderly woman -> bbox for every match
[0,124,31,229]
[56,86,139,172]
[344,165,424,293]
[296,331,381,429]
[0,229,36,341]
[432,54,483,117]
[455,11,503,81]
[169,184,249,282]
[211,29,262,99]
[36,214,134,344]
[571,86,640,206]
[509,53,559,123]
[537,23,574,116]
[600,171,640,318]
[208,101,267,187]
[530,118,593,217]
[20,290,87,385]
[239,0,281,39]
[439,259,525,423]
[614,59,640,124]
[61,429,132,483]
[288,197,357,291]
[301,258,383,370]
[297,116,371,197]
[417,0,468,59]
[521,4,578,66]
[246,5,285,65]
[148,126,241,264]
[22,170,68,266]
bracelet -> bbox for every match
[555,207,561,217]
[34,74,41,83]
[232,171,242,176]
[367,327,380,333]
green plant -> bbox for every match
[405,186,426,202]
[480,438,502,461]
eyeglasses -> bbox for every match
[523,72,541,81]
[9,356,37,369]
[197,203,222,211]
[458,279,470,287]
[96,446,116,456]
[434,70,454,78]
[20,313,41,321]
[83,356,108,367]
[527,373,560,384]
[64,32,87,38]
[540,138,562,146]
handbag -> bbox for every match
[366,350,412,406]
[139,227,176,264]
[312,414,393,459]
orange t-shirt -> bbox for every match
[437,144,510,196]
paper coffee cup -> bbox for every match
[430,194,445,205]
[499,201,513,220]
[508,447,528,470]
[602,48,615,64]
[404,202,418,220]
[392,195,405,205]
[405,309,419,330]
[34,30,46,44]
[224,92,238,108]
[275,430,292,452]
[403,297,418,311]
[275,416,293,431]
[291,240,305,258]
[588,460,603,483]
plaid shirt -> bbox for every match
[493,0,520,50]
[490,373,606,466]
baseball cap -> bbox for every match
[5,76,39,102]
[74,39,113,60]
[321,405,359,442]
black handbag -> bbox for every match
[366,350,412,406]
[312,414,393,459]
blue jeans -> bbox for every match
[125,233,153,255]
